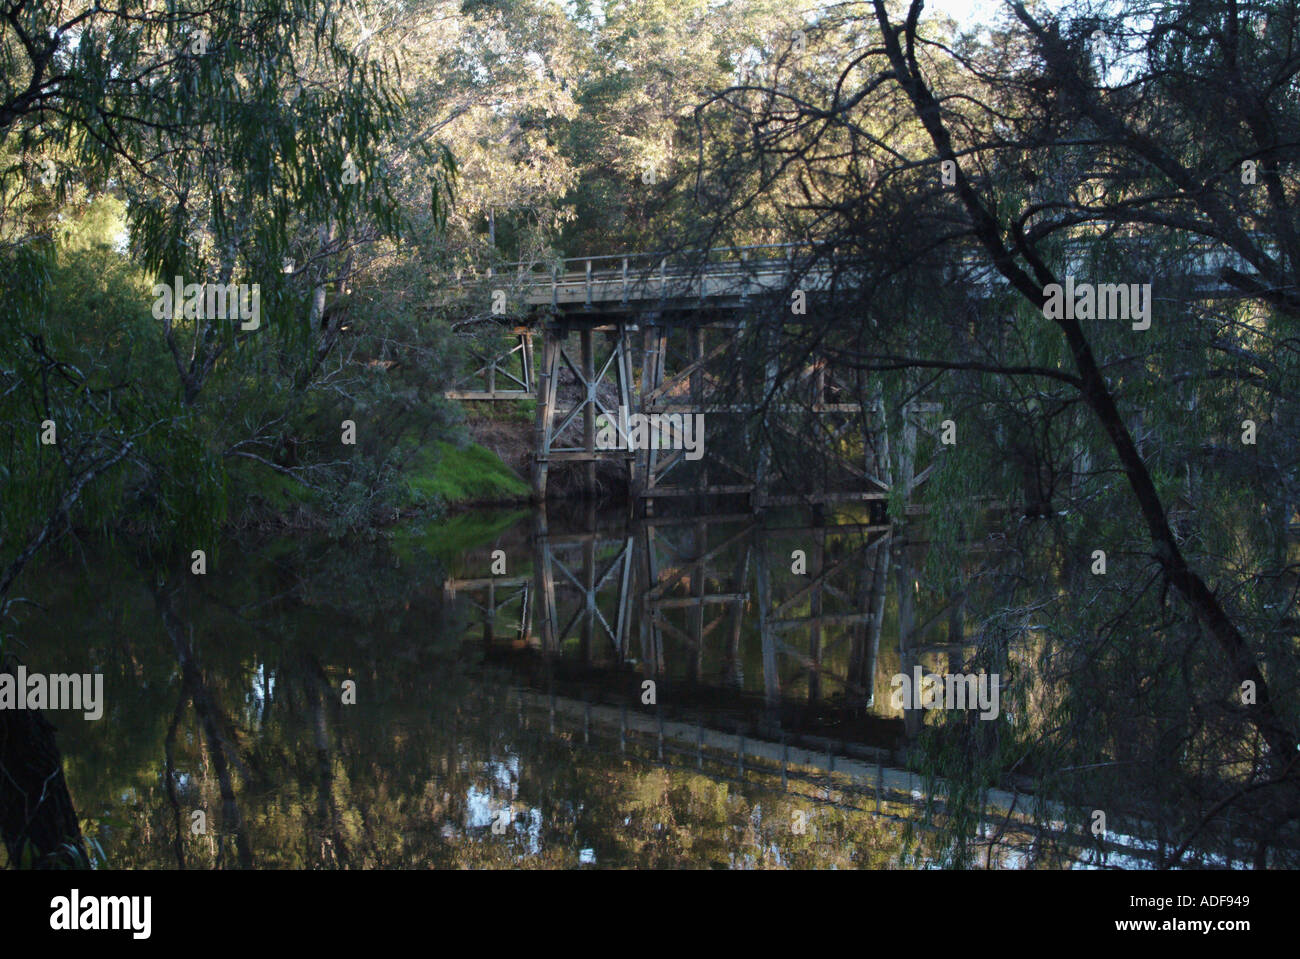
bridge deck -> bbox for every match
[462,236,1257,320]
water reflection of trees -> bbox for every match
[9,502,1295,869]
[8,530,931,868]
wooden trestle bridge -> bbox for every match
[444,243,948,508]
[442,238,1255,507]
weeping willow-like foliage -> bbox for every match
[0,0,445,614]
[691,0,1300,867]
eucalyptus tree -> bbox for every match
[0,0,433,862]
[697,0,1300,865]
[550,0,824,253]
[1,0,405,560]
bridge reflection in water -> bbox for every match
[445,507,980,785]
[445,508,901,720]
[444,507,1189,867]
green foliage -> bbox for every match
[0,1,475,610]
[406,441,529,508]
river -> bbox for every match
[2,503,1123,868]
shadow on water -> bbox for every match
[0,504,1114,868]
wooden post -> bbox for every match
[866,534,890,708]
[618,324,637,501]
[642,325,667,513]
[896,533,921,742]
[848,541,872,705]
[641,525,662,675]
[521,331,533,394]
[638,326,654,506]
[756,530,780,707]
[582,327,596,494]
[689,326,706,495]
[871,389,892,503]
[581,534,595,663]
[518,578,531,646]
[531,330,554,501]
[613,535,634,662]
[690,517,706,683]
[724,545,750,688]
[809,526,824,705]
[534,507,558,654]
[754,334,778,510]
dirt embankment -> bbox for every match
[467,413,534,480]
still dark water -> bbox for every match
[4,504,1063,868]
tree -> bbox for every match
[698,0,1300,864]
[0,0,434,861]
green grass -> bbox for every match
[405,440,529,508]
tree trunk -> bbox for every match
[0,655,87,867]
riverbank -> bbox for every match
[403,440,530,510]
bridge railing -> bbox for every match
[465,242,827,308]
[491,241,811,275]
[450,243,829,305]
[451,234,1277,311]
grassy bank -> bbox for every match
[405,440,530,510]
